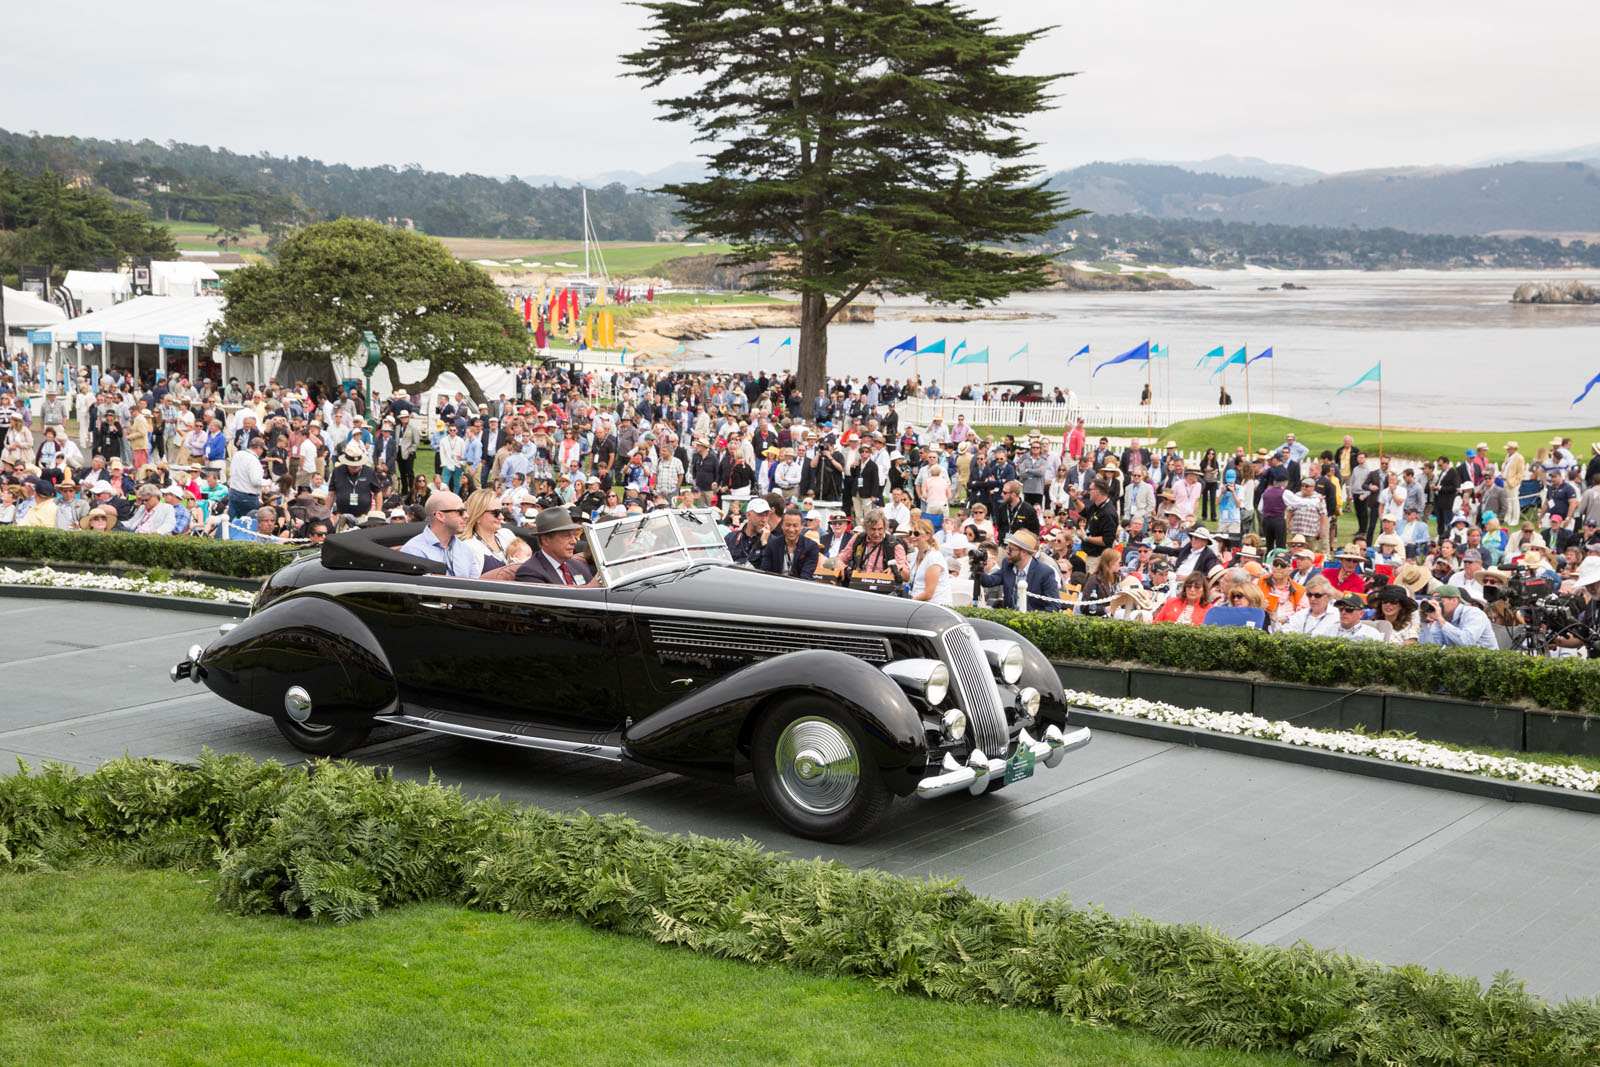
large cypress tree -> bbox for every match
[625,0,1077,399]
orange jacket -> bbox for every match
[1257,576,1305,617]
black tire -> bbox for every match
[273,715,371,756]
[752,699,892,842]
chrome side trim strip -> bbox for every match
[377,713,624,761]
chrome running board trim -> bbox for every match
[376,713,624,761]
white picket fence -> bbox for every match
[896,396,1290,431]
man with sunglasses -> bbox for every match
[1282,577,1341,636]
[400,491,481,578]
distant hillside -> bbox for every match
[1047,163,1270,217]
[1051,160,1600,236]
[0,128,680,242]
[1115,154,1324,184]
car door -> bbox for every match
[355,574,625,733]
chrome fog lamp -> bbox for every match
[980,639,1024,684]
[882,659,949,706]
[1017,686,1041,721]
[940,707,967,743]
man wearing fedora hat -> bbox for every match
[976,528,1061,612]
[515,508,594,586]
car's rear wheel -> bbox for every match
[273,715,371,756]
[753,699,891,842]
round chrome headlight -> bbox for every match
[940,708,967,742]
[981,639,1025,685]
[1017,686,1041,721]
[882,659,949,707]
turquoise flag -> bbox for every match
[952,346,989,366]
[1209,347,1247,377]
[1330,362,1382,400]
[1007,344,1029,362]
[1067,344,1090,366]
[1093,341,1150,377]
[668,342,687,357]
[1149,343,1168,359]
[1194,345,1225,369]
[775,337,792,348]
[917,338,945,355]
[950,340,967,362]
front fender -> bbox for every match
[198,593,397,725]
[962,615,1069,728]
[623,649,927,795]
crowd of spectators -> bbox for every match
[4,356,1599,656]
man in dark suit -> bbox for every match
[976,529,1061,611]
[514,508,596,586]
[757,508,821,579]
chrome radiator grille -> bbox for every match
[942,624,1008,754]
[648,620,892,664]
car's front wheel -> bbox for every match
[273,715,371,756]
[753,699,891,842]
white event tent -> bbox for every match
[29,294,250,387]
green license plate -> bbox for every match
[1004,746,1037,784]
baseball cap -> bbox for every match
[746,498,772,514]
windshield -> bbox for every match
[592,509,732,584]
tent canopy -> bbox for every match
[4,286,68,328]
[36,294,225,347]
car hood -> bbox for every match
[622,563,965,635]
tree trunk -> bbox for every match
[796,290,830,405]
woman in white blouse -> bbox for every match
[905,518,953,606]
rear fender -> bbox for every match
[198,594,397,724]
[623,649,926,796]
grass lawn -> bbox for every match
[158,219,270,253]
[970,414,1600,457]
[0,867,1307,1067]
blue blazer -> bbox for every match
[977,557,1062,611]
[757,535,820,581]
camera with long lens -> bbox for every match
[1486,564,1589,654]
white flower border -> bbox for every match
[1065,689,1600,795]
[0,566,254,606]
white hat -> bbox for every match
[1187,526,1214,542]
[1577,556,1600,587]
[746,498,772,514]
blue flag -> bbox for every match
[1067,343,1090,366]
[884,336,916,363]
[1246,346,1274,366]
[1209,347,1247,377]
[952,346,989,366]
[917,338,945,355]
[1331,362,1382,400]
[743,336,761,347]
[1007,344,1029,362]
[1093,341,1150,377]
[1573,371,1600,407]
[1194,345,1225,369]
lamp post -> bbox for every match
[357,330,381,416]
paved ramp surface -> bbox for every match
[3,599,1597,1003]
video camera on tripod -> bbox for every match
[1481,564,1588,654]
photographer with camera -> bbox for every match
[1545,556,1600,658]
[1417,584,1498,649]
[976,529,1062,612]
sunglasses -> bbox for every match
[1307,592,1331,599]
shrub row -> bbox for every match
[961,607,1600,715]
[0,527,293,578]
[2,754,1596,1066]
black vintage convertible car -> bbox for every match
[171,509,1090,841]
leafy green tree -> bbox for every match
[208,219,529,402]
[625,0,1076,397]
[0,168,175,284]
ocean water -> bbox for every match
[688,268,1600,429]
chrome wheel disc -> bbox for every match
[773,716,860,815]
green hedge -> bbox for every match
[960,608,1600,715]
[2,754,1596,1066]
[0,527,293,579]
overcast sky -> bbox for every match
[7,0,1597,181]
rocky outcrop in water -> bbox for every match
[1512,280,1600,304]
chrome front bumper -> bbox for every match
[915,724,1092,799]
